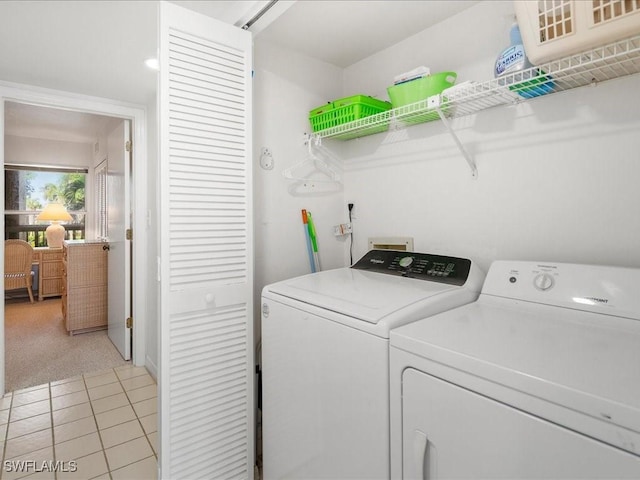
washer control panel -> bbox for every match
[351,249,472,286]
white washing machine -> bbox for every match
[390,260,640,479]
[261,249,485,479]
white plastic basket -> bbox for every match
[515,0,640,64]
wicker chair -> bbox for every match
[4,239,35,303]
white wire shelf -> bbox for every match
[313,33,640,142]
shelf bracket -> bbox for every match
[429,96,478,179]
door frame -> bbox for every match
[0,79,149,393]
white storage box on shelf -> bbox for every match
[515,0,640,64]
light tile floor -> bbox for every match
[0,365,157,480]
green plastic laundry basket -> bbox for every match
[308,95,391,138]
[387,71,457,125]
[333,95,391,124]
[308,103,336,132]
[387,72,457,108]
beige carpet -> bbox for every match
[4,298,129,393]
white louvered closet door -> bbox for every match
[159,3,253,479]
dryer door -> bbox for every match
[402,368,640,479]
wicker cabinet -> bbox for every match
[62,241,108,335]
[33,247,64,301]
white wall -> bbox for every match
[5,135,91,168]
[252,41,346,342]
[340,0,640,272]
[343,1,512,100]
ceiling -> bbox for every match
[255,1,477,68]
[0,0,477,143]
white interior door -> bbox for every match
[159,3,253,478]
[107,119,131,360]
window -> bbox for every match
[4,165,87,246]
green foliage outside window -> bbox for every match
[5,168,87,246]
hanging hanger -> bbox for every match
[282,134,342,184]
[286,175,343,196]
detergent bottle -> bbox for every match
[495,23,554,98]
[495,23,532,77]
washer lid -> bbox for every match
[264,267,456,324]
[391,296,640,442]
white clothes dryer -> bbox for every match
[261,250,484,480]
[390,260,640,479]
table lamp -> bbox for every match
[36,203,73,248]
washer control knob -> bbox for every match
[533,273,554,291]
[399,256,414,268]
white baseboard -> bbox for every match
[144,354,158,381]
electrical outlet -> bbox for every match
[333,223,352,236]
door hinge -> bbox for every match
[125,140,132,152]
[126,229,133,240]
[126,317,133,329]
